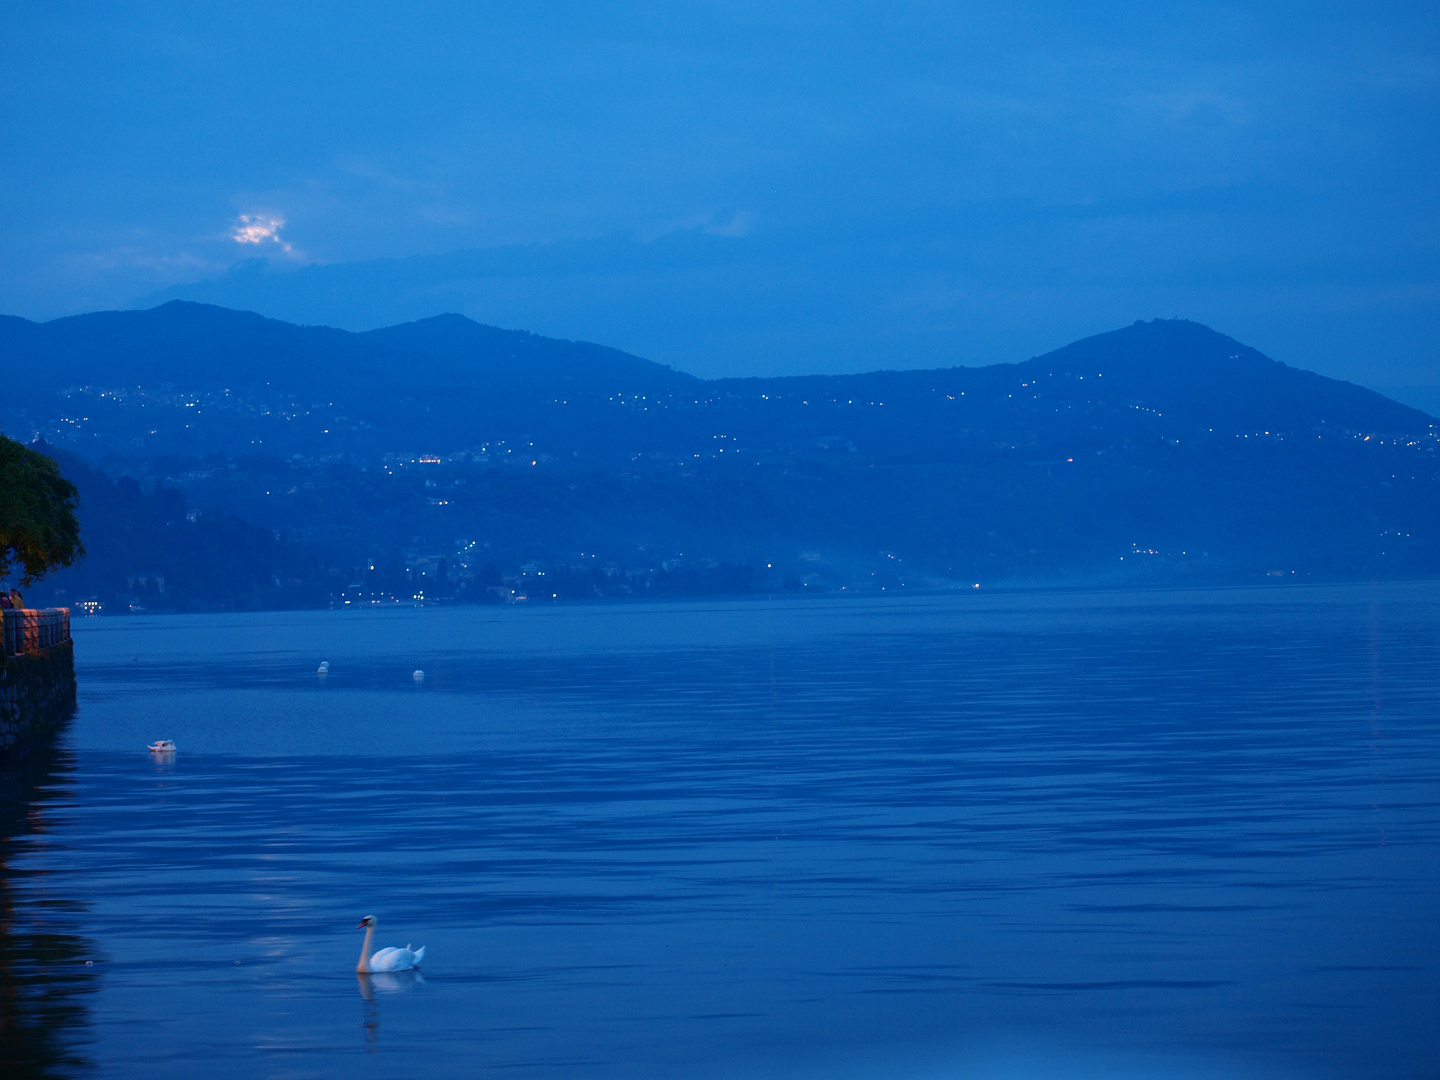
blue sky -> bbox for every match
[3,2,1438,400]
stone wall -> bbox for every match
[0,640,77,756]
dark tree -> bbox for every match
[0,436,83,585]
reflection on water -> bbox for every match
[0,716,100,1079]
[355,914,427,1050]
[357,971,424,1052]
[357,970,424,1000]
[4,586,1439,1079]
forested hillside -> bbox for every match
[25,446,333,613]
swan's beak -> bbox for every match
[357,920,367,928]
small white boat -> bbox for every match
[147,740,176,753]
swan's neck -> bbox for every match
[357,924,375,973]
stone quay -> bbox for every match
[1,608,76,756]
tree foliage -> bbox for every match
[0,434,83,586]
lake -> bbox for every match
[2,584,1437,1079]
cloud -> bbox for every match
[704,211,754,238]
[231,214,294,253]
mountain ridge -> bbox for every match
[7,300,1432,428]
[4,302,1437,598]
[8,300,696,399]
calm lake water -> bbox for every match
[2,585,1438,1079]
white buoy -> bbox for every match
[317,661,330,674]
[412,669,425,681]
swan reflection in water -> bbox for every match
[357,970,425,1051]
[358,969,425,1000]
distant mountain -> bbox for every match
[4,302,1438,593]
[123,231,890,379]
[5,300,687,402]
[127,233,762,340]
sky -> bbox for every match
[3,1,1439,403]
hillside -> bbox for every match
[3,302,1438,599]
[21,446,334,613]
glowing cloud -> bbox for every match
[231,214,293,252]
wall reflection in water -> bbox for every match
[0,721,100,1079]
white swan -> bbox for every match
[147,740,176,753]
[356,916,425,973]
